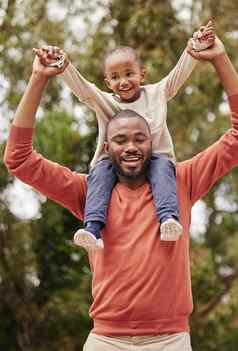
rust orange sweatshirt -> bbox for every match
[4,94,238,336]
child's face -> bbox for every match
[104,52,145,102]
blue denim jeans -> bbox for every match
[84,154,179,226]
[148,153,179,223]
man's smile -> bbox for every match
[121,154,142,161]
[120,154,143,168]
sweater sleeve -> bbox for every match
[178,94,238,205]
[62,63,118,121]
[3,126,87,220]
[159,49,197,101]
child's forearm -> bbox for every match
[164,48,197,100]
[62,62,117,121]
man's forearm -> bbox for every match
[212,53,238,96]
[13,73,49,128]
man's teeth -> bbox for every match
[123,156,141,161]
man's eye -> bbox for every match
[115,139,125,144]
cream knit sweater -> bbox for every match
[62,49,197,166]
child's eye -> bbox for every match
[126,72,134,77]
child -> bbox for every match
[34,21,215,250]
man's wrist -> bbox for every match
[210,52,228,72]
[30,71,50,86]
[210,51,227,65]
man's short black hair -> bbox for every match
[105,109,151,141]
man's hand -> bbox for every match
[32,45,69,76]
[187,35,226,62]
[192,20,215,51]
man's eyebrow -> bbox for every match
[110,131,148,140]
[110,133,126,140]
[134,131,147,137]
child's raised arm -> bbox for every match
[34,45,118,122]
[159,21,215,101]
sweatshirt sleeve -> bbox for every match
[62,62,118,121]
[3,126,87,220]
[178,94,238,205]
[159,49,197,101]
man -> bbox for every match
[4,36,238,350]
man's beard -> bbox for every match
[112,154,151,180]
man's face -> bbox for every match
[104,52,145,103]
[105,117,152,184]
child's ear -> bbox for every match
[104,78,112,90]
[140,67,146,83]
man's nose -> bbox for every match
[125,142,138,152]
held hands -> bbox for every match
[32,45,69,78]
[187,36,226,61]
[187,21,226,62]
[192,20,215,51]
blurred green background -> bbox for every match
[1,0,238,350]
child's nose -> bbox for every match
[119,78,129,87]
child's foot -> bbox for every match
[74,229,104,250]
[160,218,183,241]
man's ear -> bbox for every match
[104,78,112,90]
[103,141,109,154]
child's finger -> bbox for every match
[41,45,60,54]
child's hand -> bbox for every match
[187,35,226,62]
[191,20,215,51]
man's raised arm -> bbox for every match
[180,36,238,204]
[188,36,238,96]
[4,56,87,220]
[12,55,66,128]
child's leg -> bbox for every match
[74,159,117,249]
[148,153,182,241]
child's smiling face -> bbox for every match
[104,51,145,103]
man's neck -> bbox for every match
[117,175,147,189]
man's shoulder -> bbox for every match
[176,160,190,184]
[74,172,88,189]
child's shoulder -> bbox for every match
[142,81,164,94]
